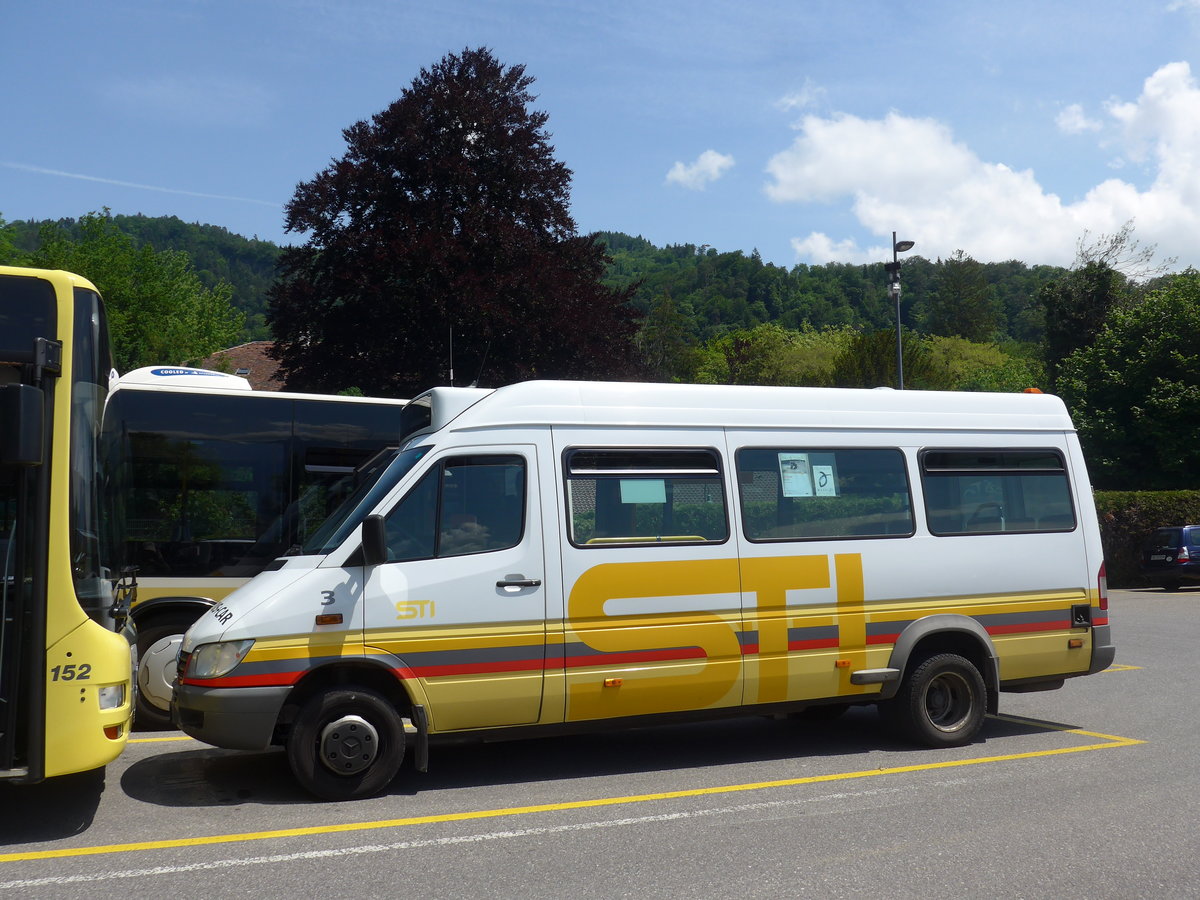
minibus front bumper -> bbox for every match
[173,683,289,751]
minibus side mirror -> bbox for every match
[0,384,44,466]
[361,514,388,567]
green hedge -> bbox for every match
[1094,490,1200,586]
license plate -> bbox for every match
[1150,554,1168,561]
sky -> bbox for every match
[5,0,1200,271]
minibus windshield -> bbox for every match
[301,446,430,556]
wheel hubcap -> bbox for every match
[923,671,973,732]
[138,633,184,712]
[318,714,379,775]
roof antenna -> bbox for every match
[469,342,491,388]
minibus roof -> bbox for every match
[406,381,1075,436]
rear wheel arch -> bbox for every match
[884,614,999,714]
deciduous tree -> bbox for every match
[832,329,946,390]
[0,214,21,264]
[29,211,243,372]
[1041,221,1172,390]
[268,47,640,397]
[1057,271,1200,489]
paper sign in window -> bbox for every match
[779,453,813,498]
[620,479,666,504]
[813,464,837,496]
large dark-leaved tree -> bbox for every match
[268,47,641,397]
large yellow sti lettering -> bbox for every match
[741,555,831,704]
[566,559,742,720]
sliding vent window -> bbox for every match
[921,449,1075,535]
[737,448,913,541]
[565,449,728,546]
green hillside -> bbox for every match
[597,231,1064,345]
[7,214,282,341]
[5,215,1072,350]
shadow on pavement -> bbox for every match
[0,767,106,845]
[118,706,1067,810]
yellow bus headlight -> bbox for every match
[98,684,126,710]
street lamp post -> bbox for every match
[885,232,915,389]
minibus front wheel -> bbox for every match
[883,652,986,748]
[286,686,406,801]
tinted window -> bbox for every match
[565,449,727,546]
[112,390,409,574]
[0,274,56,363]
[303,446,428,555]
[1147,528,1182,551]
[382,454,525,561]
[70,289,115,618]
[921,448,1075,535]
[113,391,292,577]
[292,399,404,547]
[737,448,913,541]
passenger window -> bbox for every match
[736,448,913,541]
[920,449,1074,535]
[383,454,525,560]
[565,449,728,546]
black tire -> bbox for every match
[286,687,406,801]
[1162,582,1181,593]
[135,614,200,729]
[882,652,987,747]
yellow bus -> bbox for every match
[1,266,134,783]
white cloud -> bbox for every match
[765,62,1200,267]
[666,150,735,190]
[777,78,827,113]
[1056,103,1102,134]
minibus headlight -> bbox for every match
[98,684,126,710]
[188,640,255,679]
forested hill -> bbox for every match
[596,231,1065,345]
[7,214,284,340]
[7,215,1067,346]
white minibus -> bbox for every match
[174,381,1115,800]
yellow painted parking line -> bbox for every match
[1100,663,1141,672]
[1,718,1144,864]
[128,735,197,744]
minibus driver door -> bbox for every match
[361,448,547,731]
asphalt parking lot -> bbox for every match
[1,588,1196,899]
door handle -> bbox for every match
[497,577,541,588]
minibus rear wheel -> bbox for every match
[287,686,406,801]
[883,652,986,748]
